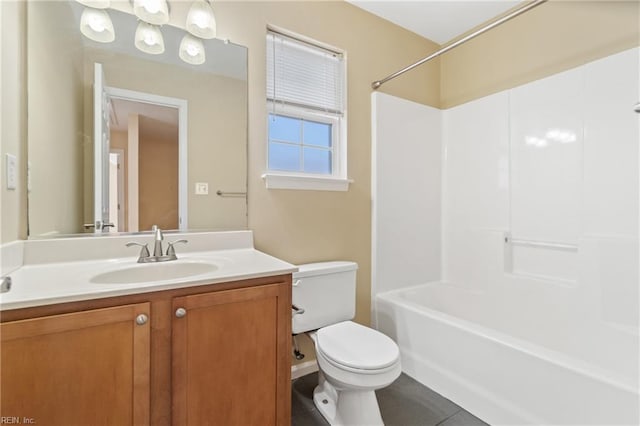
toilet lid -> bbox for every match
[316,321,399,371]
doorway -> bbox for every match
[105,87,188,232]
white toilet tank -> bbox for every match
[292,261,358,334]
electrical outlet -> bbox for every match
[195,182,209,195]
[6,154,17,190]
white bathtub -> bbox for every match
[375,282,639,425]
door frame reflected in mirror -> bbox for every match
[98,83,188,233]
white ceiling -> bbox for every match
[347,0,522,45]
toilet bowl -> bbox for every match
[292,262,401,426]
[311,321,401,425]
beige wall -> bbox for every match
[440,0,640,108]
[212,2,440,335]
[27,1,85,236]
[211,1,440,361]
[1,1,28,243]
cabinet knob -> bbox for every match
[175,308,187,318]
[136,314,149,325]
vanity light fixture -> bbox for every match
[134,21,165,54]
[76,0,110,9]
[179,34,206,65]
[132,0,169,25]
[186,0,216,39]
[80,7,115,43]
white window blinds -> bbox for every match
[267,30,344,115]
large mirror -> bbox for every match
[26,0,247,238]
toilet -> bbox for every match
[292,261,401,426]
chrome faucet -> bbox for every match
[152,225,164,257]
[126,225,188,263]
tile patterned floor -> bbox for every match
[292,372,489,426]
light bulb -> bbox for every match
[88,15,106,33]
[179,34,206,65]
[186,44,200,57]
[186,0,216,39]
[80,7,115,43]
[191,10,209,29]
[143,0,161,14]
[135,22,165,54]
[143,32,157,46]
[133,0,169,25]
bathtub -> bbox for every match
[375,281,639,425]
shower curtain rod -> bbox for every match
[371,0,548,90]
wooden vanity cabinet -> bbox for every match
[0,275,292,426]
[0,303,151,426]
[172,283,291,426]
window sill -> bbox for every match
[261,173,353,191]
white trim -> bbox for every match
[262,173,352,191]
[291,360,319,380]
[370,92,379,328]
[268,25,343,57]
[110,149,125,232]
[105,86,189,230]
[93,63,107,230]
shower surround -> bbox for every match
[371,47,639,424]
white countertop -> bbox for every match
[0,231,297,311]
[1,248,296,311]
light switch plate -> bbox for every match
[6,154,17,190]
[195,182,209,195]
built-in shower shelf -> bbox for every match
[504,236,578,252]
[504,233,579,283]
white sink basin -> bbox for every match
[90,260,218,284]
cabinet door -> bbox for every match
[172,282,291,426]
[1,303,151,426]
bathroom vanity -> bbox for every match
[0,231,294,426]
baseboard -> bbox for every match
[291,360,318,380]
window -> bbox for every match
[264,29,350,191]
[268,113,334,174]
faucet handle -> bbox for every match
[126,242,150,261]
[166,239,188,258]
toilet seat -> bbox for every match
[316,321,400,373]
